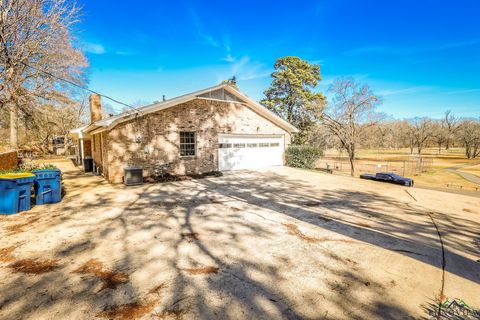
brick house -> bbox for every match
[69,83,298,183]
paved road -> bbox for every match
[445,163,480,185]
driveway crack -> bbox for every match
[426,211,446,320]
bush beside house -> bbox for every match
[286,145,323,169]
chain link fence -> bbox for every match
[316,156,433,177]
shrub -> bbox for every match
[35,163,59,171]
[0,163,59,175]
[286,145,323,169]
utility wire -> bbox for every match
[19,61,142,114]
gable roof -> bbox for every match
[79,84,298,134]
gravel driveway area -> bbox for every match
[0,159,479,319]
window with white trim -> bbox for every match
[180,132,196,156]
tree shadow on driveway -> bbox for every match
[0,167,478,319]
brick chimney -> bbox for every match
[89,94,102,124]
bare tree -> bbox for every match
[456,120,480,159]
[431,120,448,153]
[321,78,381,176]
[443,110,460,150]
[408,118,433,154]
[389,121,408,150]
[0,0,88,149]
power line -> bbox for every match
[19,61,142,114]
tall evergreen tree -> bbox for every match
[261,57,325,144]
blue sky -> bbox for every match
[77,0,480,118]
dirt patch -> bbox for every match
[8,258,59,274]
[96,301,155,320]
[95,281,182,319]
[463,208,474,213]
[180,232,199,243]
[183,266,219,275]
[74,259,129,292]
[0,246,16,262]
[283,223,321,243]
[5,217,40,235]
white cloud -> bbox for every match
[377,86,433,96]
[189,6,219,48]
[221,53,236,62]
[83,42,106,54]
[221,56,271,81]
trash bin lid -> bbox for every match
[0,172,35,180]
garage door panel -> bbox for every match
[218,134,284,171]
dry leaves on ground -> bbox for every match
[74,258,129,292]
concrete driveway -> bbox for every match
[0,160,479,319]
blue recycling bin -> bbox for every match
[33,169,62,205]
[0,174,35,214]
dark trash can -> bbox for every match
[124,166,143,186]
[83,156,93,172]
[33,169,62,205]
[0,173,35,214]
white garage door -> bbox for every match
[218,134,284,171]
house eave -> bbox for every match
[75,83,299,135]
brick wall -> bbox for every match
[0,151,18,171]
[83,139,92,157]
[91,133,103,172]
[106,99,291,183]
[101,131,109,179]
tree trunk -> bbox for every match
[465,143,471,159]
[10,104,18,149]
[348,145,355,177]
[349,155,355,176]
[438,143,441,154]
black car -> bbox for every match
[360,172,414,187]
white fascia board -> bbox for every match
[79,83,298,134]
[105,95,198,130]
[97,83,229,130]
[69,126,91,139]
[69,125,88,134]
